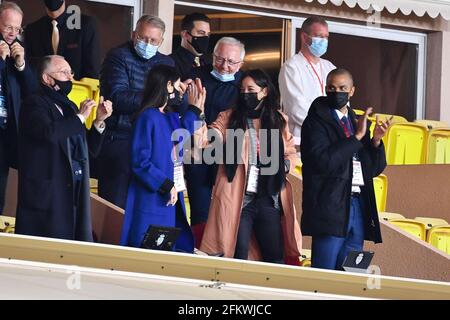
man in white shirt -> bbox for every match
[279,16,336,149]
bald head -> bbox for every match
[327,68,354,87]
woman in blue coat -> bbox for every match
[120,64,205,253]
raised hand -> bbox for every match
[355,107,373,141]
[10,42,25,67]
[79,99,96,120]
[95,96,113,122]
[0,41,10,61]
[372,115,393,147]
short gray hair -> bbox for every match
[0,1,23,17]
[213,37,245,61]
[136,14,165,34]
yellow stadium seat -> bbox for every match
[68,81,93,107]
[373,174,387,213]
[353,108,364,116]
[389,219,427,240]
[68,81,98,129]
[294,158,302,176]
[0,216,15,234]
[414,217,448,230]
[426,225,450,255]
[415,119,449,130]
[80,77,100,92]
[300,249,311,267]
[379,212,405,221]
[384,123,428,165]
[426,129,450,164]
[89,178,98,195]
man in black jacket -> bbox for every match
[300,68,391,270]
[15,55,112,241]
[24,0,100,80]
[170,12,211,81]
[0,1,36,215]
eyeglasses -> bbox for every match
[214,55,242,67]
[2,25,23,35]
[50,70,74,78]
[136,35,161,46]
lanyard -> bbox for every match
[305,55,325,95]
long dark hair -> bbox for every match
[137,64,180,116]
[228,69,286,131]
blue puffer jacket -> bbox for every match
[100,41,175,137]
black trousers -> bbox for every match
[97,136,130,209]
[234,196,284,264]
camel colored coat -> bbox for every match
[198,109,302,261]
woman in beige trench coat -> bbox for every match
[192,69,302,265]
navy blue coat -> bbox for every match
[183,65,244,225]
[120,106,201,253]
[300,97,386,243]
[100,42,175,136]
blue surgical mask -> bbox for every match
[210,69,235,82]
[308,36,328,58]
[134,39,158,60]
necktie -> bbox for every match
[194,56,201,67]
[340,116,351,138]
[51,20,59,55]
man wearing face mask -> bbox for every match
[183,37,245,248]
[97,15,174,209]
[24,0,101,80]
[170,13,211,82]
[300,69,391,270]
[0,2,36,216]
[16,55,113,241]
[279,16,336,151]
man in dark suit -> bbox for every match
[170,12,211,82]
[24,0,100,80]
[0,1,36,215]
[301,68,391,270]
[15,55,112,241]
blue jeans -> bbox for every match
[311,196,365,270]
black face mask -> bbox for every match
[52,78,73,97]
[326,91,350,109]
[239,92,262,111]
[167,88,183,109]
[44,0,64,11]
[188,33,209,55]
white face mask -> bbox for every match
[210,69,235,82]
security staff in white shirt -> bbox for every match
[279,16,336,149]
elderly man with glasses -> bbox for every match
[183,36,245,248]
[0,1,36,216]
[97,15,175,209]
[15,55,112,241]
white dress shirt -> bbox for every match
[279,52,335,146]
